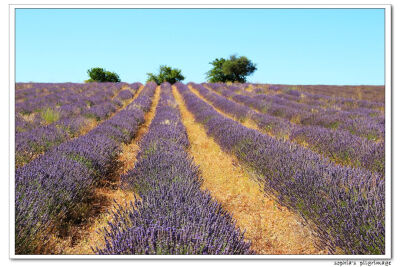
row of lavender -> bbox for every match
[95,83,252,255]
[260,92,383,139]
[211,82,385,138]
[206,83,384,111]
[15,82,156,254]
[245,83,385,105]
[248,88,384,125]
[261,87,384,115]
[197,83,384,176]
[212,83,384,141]
[16,83,129,123]
[176,82,384,254]
[15,83,141,168]
[234,83,385,138]
[16,83,139,135]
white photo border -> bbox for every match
[9,4,392,260]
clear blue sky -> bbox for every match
[16,8,385,85]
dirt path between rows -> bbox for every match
[51,85,161,255]
[173,86,325,255]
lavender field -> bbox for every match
[14,82,385,255]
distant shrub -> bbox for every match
[206,55,257,83]
[146,65,185,85]
[86,67,121,83]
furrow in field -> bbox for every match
[172,86,323,254]
[55,86,161,255]
[119,86,161,175]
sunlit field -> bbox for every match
[15,82,385,255]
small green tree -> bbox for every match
[86,67,121,83]
[206,58,228,83]
[146,65,185,85]
[206,55,257,83]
